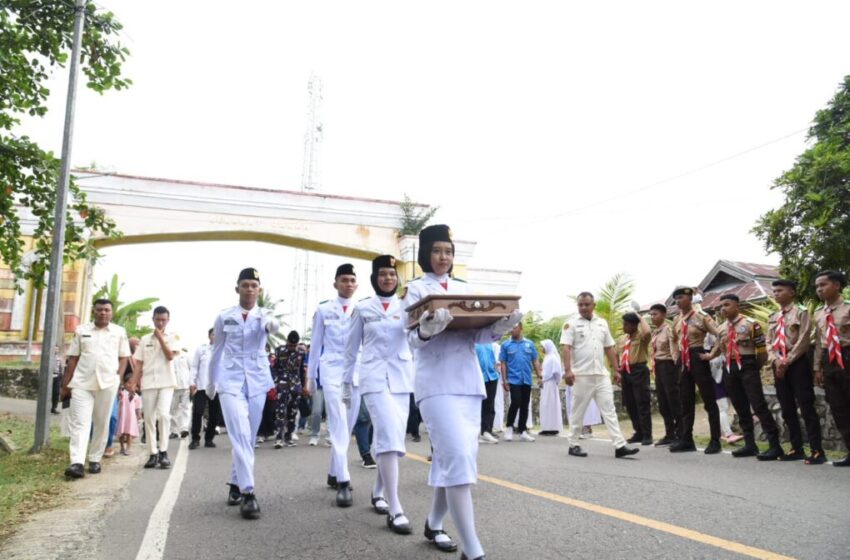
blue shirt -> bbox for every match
[499,338,538,385]
[475,344,500,383]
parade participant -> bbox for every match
[61,299,131,478]
[812,270,850,467]
[273,331,307,448]
[492,341,506,433]
[500,323,541,442]
[649,304,680,445]
[617,312,653,445]
[767,279,825,464]
[703,294,784,460]
[117,374,142,456]
[475,343,500,443]
[403,224,522,560]
[127,306,179,469]
[307,263,359,507]
[670,287,722,454]
[539,340,563,435]
[561,323,601,438]
[208,267,280,519]
[563,293,639,459]
[344,255,415,535]
[189,328,223,450]
[170,347,192,439]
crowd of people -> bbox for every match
[54,222,849,560]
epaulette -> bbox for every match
[452,277,467,283]
[319,299,330,305]
[359,296,371,302]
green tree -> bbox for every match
[753,75,850,301]
[92,274,158,338]
[1,1,131,291]
[258,290,288,349]
[397,194,438,237]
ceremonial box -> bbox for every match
[405,295,521,331]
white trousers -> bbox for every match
[324,383,352,483]
[717,397,733,437]
[566,374,626,448]
[493,381,505,431]
[68,384,119,464]
[142,387,174,455]
[170,388,192,435]
[219,388,265,493]
[419,395,481,487]
[363,389,409,456]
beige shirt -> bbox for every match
[766,304,812,365]
[711,316,766,358]
[814,300,850,369]
[67,322,131,391]
[134,331,179,390]
[617,329,651,365]
[673,309,719,352]
[651,322,679,362]
[561,315,615,375]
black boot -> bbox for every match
[732,433,758,458]
[757,434,785,461]
[158,451,171,469]
[240,493,261,519]
[327,474,338,489]
[227,483,242,506]
[144,454,159,468]
[669,439,697,453]
[336,481,353,507]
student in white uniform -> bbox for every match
[403,225,522,560]
[170,348,193,439]
[492,342,505,433]
[208,267,280,520]
[538,340,563,435]
[307,263,359,508]
[345,255,415,535]
[127,306,179,470]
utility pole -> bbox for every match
[32,0,86,452]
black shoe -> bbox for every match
[88,462,102,474]
[704,439,722,455]
[169,433,179,440]
[144,454,159,468]
[568,446,587,457]
[180,430,189,439]
[615,446,639,458]
[65,463,85,479]
[732,444,758,458]
[327,474,338,489]
[372,494,389,515]
[227,483,242,506]
[757,444,785,461]
[412,434,421,442]
[669,440,697,453]
[641,438,654,446]
[804,450,826,465]
[424,520,458,552]
[189,440,200,450]
[461,555,486,560]
[655,435,677,446]
[626,433,643,444]
[832,454,850,467]
[50,409,60,415]
[426,455,432,462]
[336,481,353,507]
[204,440,216,448]
[780,448,805,462]
[158,452,171,469]
[361,453,377,469]
[240,493,261,519]
[387,512,412,534]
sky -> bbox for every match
[18,1,850,350]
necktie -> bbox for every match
[651,332,658,374]
[681,313,692,371]
[342,305,348,313]
[621,338,632,373]
[241,312,248,322]
[772,312,787,361]
[825,309,845,368]
[727,321,742,370]
[440,281,448,291]
[381,302,390,311]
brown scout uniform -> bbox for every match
[813,300,850,450]
[652,322,680,440]
[672,308,721,442]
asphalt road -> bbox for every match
[90,427,850,560]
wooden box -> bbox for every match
[405,295,521,331]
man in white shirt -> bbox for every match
[189,328,222,449]
[562,292,638,459]
[61,298,131,478]
[170,347,193,439]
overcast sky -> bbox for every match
[19,1,850,350]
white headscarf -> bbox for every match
[541,339,562,382]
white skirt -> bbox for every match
[539,378,563,432]
[419,394,481,487]
[363,389,410,456]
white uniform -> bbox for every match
[134,331,180,455]
[402,273,499,487]
[308,296,356,483]
[561,323,602,427]
[345,295,414,456]
[209,305,276,493]
[170,351,193,435]
[492,342,505,432]
[539,340,563,432]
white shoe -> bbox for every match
[274,440,283,449]
[309,437,319,447]
[323,439,332,447]
[478,435,492,444]
[504,427,514,441]
[256,436,265,444]
[482,432,499,444]
[291,433,299,441]
[520,432,535,442]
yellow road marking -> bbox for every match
[406,452,795,560]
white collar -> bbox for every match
[425,272,449,284]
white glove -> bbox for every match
[265,317,280,334]
[306,378,316,394]
[491,310,524,337]
[418,309,453,339]
[342,382,353,409]
[630,300,641,313]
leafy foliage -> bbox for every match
[91,274,157,338]
[397,194,438,237]
[1,1,131,291]
[753,75,850,301]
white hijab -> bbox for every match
[541,339,562,382]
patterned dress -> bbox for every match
[273,346,306,442]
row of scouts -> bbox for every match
[611,272,850,467]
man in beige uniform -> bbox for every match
[616,312,653,445]
[128,306,179,469]
[812,270,850,467]
[649,304,680,446]
[61,298,131,478]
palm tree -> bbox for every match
[91,274,159,338]
[257,290,288,349]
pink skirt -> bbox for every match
[117,390,141,437]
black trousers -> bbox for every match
[621,363,652,440]
[655,359,681,438]
[775,357,822,451]
[679,350,721,441]
[481,380,499,435]
[406,393,421,437]
[191,390,223,443]
[51,376,61,412]
[507,384,532,434]
[823,347,850,449]
[725,356,778,437]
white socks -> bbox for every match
[427,487,451,544]
[376,452,403,515]
[447,484,484,559]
